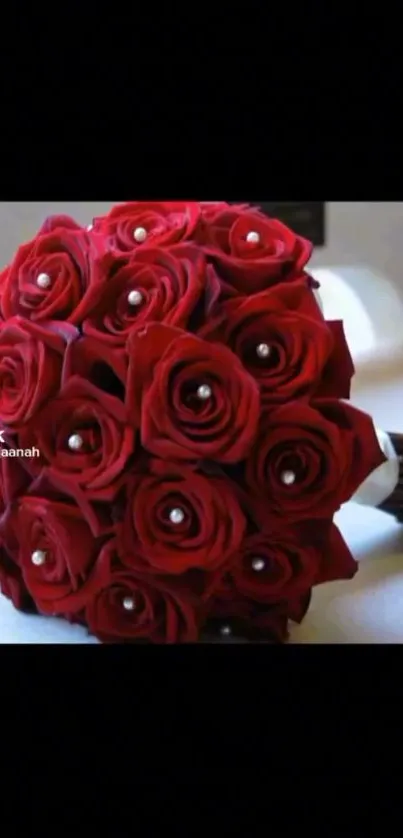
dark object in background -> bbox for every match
[378,433,403,523]
[230,202,326,247]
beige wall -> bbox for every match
[309,202,403,299]
[0,202,115,267]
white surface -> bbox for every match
[290,503,403,644]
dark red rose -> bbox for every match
[62,333,128,396]
[126,322,260,463]
[18,376,136,501]
[84,539,199,643]
[230,531,320,602]
[73,244,209,347]
[0,317,78,428]
[0,455,31,517]
[91,201,201,253]
[0,223,101,322]
[203,592,290,643]
[0,537,37,613]
[201,279,354,403]
[314,320,356,399]
[199,202,313,292]
[200,202,251,221]
[5,475,111,615]
[245,399,386,522]
[203,574,313,641]
[120,458,246,575]
[208,521,357,606]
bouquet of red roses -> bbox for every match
[0,201,392,642]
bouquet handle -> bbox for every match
[377,432,403,522]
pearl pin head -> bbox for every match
[220,625,232,637]
[68,434,84,451]
[133,226,147,243]
[246,231,260,244]
[197,384,212,400]
[169,507,185,525]
[123,596,135,611]
[127,289,143,306]
[36,273,51,289]
[31,549,46,567]
[256,343,271,359]
[251,558,266,572]
[281,470,296,486]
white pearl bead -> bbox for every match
[252,558,266,572]
[246,231,260,244]
[256,343,271,359]
[31,549,46,567]
[220,625,232,637]
[133,226,147,243]
[197,384,212,400]
[123,596,135,611]
[86,224,93,231]
[169,507,185,525]
[36,273,51,289]
[127,290,143,306]
[68,434,84,451]
[281,470,296,486]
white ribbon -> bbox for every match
[352,428,399,507]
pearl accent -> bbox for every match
[68,434,84,451]
[220,625,232,637]
[86,224,93,231]
[127,289,143,306]
[281,469,296,486]
[246,231,260,244]
[31,549,46,567]
[256,343,271,359]
[169,507,185,525]
[251,558,266,572]
[133,226,147,243]
[197,384,212,400]
[36,273,51,289]
[123,596,135,611]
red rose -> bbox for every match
[74,244,209,347]
[200,202,251,220]
[84,539,199,643]
[5,475,111,615]
[18,376,136,501]
[201,279,355,404]
[62,333,128,397]
[203,593,291,643]
[120,458,246,574]
[203,578,312,641]
[213,521,358,605]
[0,317,78,428]
[199,203,313,292]
[245,399,386,522]
[0,223,100,322]
[0,538,36,613]
[37,215,85,235]
[126,322,260,463]
[0,455,31,518]
[91,201,201,253]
